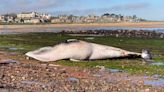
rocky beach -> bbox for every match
[59,29,164,39]
[0,23,164,92]
[0,51,164,92]
[1,22,164,39]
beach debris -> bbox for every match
[25,39,143,62]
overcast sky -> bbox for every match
[0,0,164,20]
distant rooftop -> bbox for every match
[19,12,36,14]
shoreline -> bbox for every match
[1,22,164,30]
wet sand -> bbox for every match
[1,22,164,30]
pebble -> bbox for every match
[67,77,79,82]
[48,64,61,67]
[0,61,163,92]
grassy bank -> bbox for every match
[0,32,164,75]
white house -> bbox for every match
[23,18,41,23]
[17,12,36,18]
[0,15,2,20]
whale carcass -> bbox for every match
[25,39,148,62]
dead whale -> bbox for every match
[25,39,149,62]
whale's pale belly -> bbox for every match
[89,43,132,59]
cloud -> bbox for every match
[52,2,150,16]
[0,0,70,14]
[0,0,150,15]
[110,2,150,10]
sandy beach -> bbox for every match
[1,22,164,30]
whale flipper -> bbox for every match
[70,59,80,62]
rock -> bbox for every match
[96,66,105,70]
[0,59,163,92]
[0,59,20,65]
[108,69,123,73]
[67,77,79,82]
[160,34,164,39]
[48,64,61,67]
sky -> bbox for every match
[0,0,164,20]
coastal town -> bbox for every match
[0,12,145,24]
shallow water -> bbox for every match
[0,26,164,34]
[151,62,164,66]
[0,59,20,64]
[0,46,24,51]
[84,37,95,40]
[108,69,124,73]
[144,78,164,86]
[143,74,164,86]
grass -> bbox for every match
[0,32,164,75]
[56,60,164,75]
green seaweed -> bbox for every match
[0,32,164,75]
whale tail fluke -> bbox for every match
[125,49,152,60]
[141,49,152,60]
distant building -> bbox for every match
[23,18,41,23]
[17,12,36,19]
[14,18,21,23]
[0,12,144,24]
[0,14,15,23]
[40,14,51,20]
[51,17,63,23]
[84,15,98,23]
[0,15,2,20]
[7,16,14,23]
[0,15,4,22]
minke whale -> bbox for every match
[25,39,150,62]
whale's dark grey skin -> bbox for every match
[25,39,144,62]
